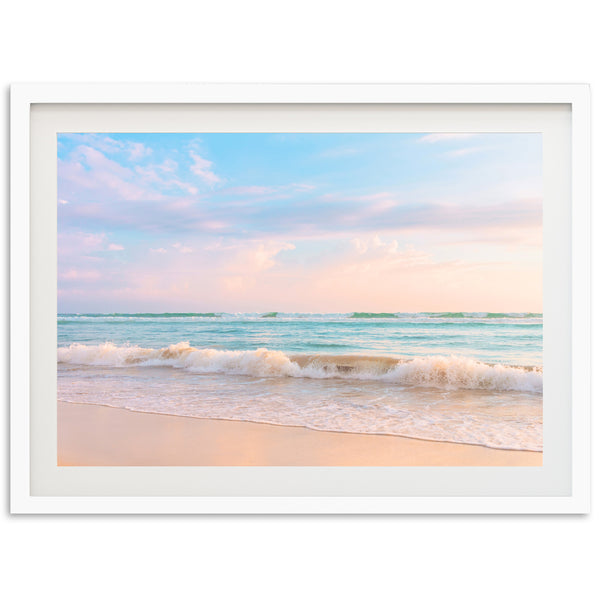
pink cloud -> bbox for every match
[59,269,102,282]
[57,230,542,313]
[61,146,148,202]
[58,232,106,257]
[225,241,295,274]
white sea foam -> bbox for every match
[58,342,542,393]
[383,355,542,393]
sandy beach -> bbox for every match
[58,401,542,466]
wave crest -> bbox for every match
[58,342,542,393]
[349,312,398,319]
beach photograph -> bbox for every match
[57,131,543,466]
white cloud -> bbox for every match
[62,134,153,162]
[286,182,315,192]
[135,162,198,195]
[150,248,167,254]
[107,243,124,251]
[345,235,432,274]
[227,186,272,196]
[172,242,193,254]
[97,135,125,154]
[127,142,152,161]
[158,159,178,172]
[224,182,314,198]
[224,241,295,274]
[352,238,368,254]
[63,146,149,202]
[170,180,198,195]
[443,147,483,159]
[190,151,221,185]
[249,242,295,271]
[323,191,395,204]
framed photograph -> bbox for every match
[10,84,590,513]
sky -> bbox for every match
[57,132,543,313]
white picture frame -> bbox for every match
[10,83,591,514]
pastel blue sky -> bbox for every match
[57,132,543,313]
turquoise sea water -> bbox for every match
[57,312,543,451]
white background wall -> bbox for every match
[1,2,597,598]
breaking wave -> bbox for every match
[58,342,542,393]
[57,311,542,320]
[350,312,398,319]
[75,312,222,318]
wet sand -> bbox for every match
[57,401,543,466]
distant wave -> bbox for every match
[426,312,542,319]
[58,342,543,393]
[57,311,542,320]
[350,312,398,319]
[64,312,222,318]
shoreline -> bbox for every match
[58,401,543,466]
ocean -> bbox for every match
[57,312,543,451]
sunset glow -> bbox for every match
[58,132,542,313]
